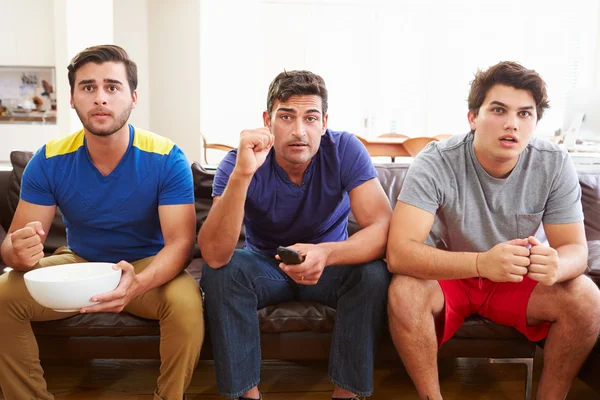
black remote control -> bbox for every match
[276,246,305,265]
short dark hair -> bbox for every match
[266,70,328,116]
[468,61,549,121]
[67,44,138,94]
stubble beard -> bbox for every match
[75,104,133,137]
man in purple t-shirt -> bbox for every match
[198,71,392,400]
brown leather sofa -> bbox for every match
[1,151,599,396]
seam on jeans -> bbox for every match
[220,378,261,399]
[329,376,372,398]
[330,309,342,392]
[328,263,377,398]
[328,274,345,396]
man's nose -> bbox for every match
[292,119,306,137]
[504,114,519,131]
[94,93,107,105]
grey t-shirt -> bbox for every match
[398,133,583,252]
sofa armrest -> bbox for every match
[0,224,6,267]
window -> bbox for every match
[259,0,600,138]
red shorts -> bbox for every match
[437,276,551,347]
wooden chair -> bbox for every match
[377,133,410,139]
[201,133,234,165]
[355,135,369,146]
[433,134,453,141]
[402,137,439,157]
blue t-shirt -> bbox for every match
[21,125,194,263]
[213,129,377,256]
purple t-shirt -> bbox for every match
[213,129,377,257]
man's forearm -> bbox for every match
[387,239,477,279]
[320,221,388,266]
[136,241,193,293]
[556,243,588,282]
[1,234,31,272]
[198,172,251,268]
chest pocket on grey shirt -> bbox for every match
[517,211,544,238]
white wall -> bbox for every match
[0,0,55,66]
[0,0,123,162]
[199,0,264,148]
[1,124,60,160]
[148,0,202,163]
[0,0,58,161]
[53,0,115,138]
[2,0,600,163]
[113,0,151,130]
[596,3,600,87]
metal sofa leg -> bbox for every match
[488,357,534,400]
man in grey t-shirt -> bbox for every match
[387,61,600,399]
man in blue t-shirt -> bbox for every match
[0,45,202,400]
[198,70,392,400]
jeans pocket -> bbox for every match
[517,211,545,238]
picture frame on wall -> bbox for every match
[0,66,57,124]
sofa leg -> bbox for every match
[488,357,534,400]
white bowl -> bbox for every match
[24,262,122,312]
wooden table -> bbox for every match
[358,137,410,159]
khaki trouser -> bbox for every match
[0,247,204,400]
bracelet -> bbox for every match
[475,252,483,289]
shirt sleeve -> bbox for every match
[20,147,56,206]
[543,153,583,224]
[397,146,443,215]
[158,145,195,205]
[340,134,378,192]
[212,149,238,197]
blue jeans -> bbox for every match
[201,249,391,398]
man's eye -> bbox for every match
[84,86,94,92]
[492,107,503,113]
[108,86,118,92]
[307,116,317,122]
[281,115,291,120]
[519,111,531,117]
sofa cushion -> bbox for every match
[191,162,245,259]
[580,171,600,241]
[586,240,600,286]
[8,151,67,255]
[348,163,409,236]
[7,151,33,216]
[192,162,215,229]
[258,301,336,333]
[0,169,12,231]
[32,312,160,336]
[0,224,5,266]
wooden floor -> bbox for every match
[1,356,598,399]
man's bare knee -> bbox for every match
[533,276,600,332]
[388,275,443,322]
[561,276,600,333]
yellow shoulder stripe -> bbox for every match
[132,127,174,155]
[45,130,85,158]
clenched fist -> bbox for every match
[526,236,559,286]
[234,128,274,177]
[478,238,530,283]
[10,221,45,269]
